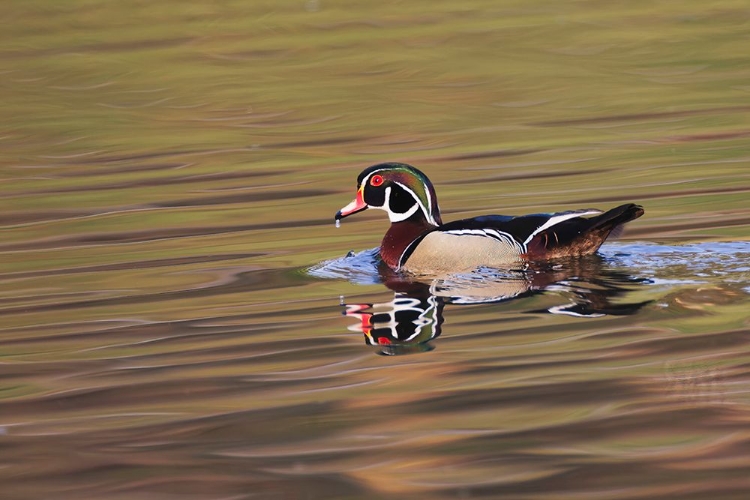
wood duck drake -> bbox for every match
[335,162,644,275]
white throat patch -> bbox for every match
[385,186,420,222]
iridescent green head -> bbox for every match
[336,162,442,226]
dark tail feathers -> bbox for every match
[589,203,644,241]
[527,203,644,259]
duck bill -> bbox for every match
[335,188,368,221]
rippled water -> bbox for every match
[3,1,750,499]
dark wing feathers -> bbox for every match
[437,209,608,246]
[438,214,556,244]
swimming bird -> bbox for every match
[335,162,644,275]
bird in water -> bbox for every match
[335,162,644,275]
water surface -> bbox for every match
[2,1,750,499]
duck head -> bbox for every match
[335,162,442,226]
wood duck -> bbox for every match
[335,162,644,275]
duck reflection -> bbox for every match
[341,255,650,355]
[342,295,443,355]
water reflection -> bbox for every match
[342,295,443,355]
[341,256,651,354]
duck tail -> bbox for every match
[589,203,644,241]
[526,203,644,259]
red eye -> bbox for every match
[370,174,384,187]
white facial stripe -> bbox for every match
[389,202,419,222]
[358,171,383,209]
[359,171,383,209]
[360,171,374,188]
[385,186,419,222]
[394,181,438,226]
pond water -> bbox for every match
[2,1,750,499]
